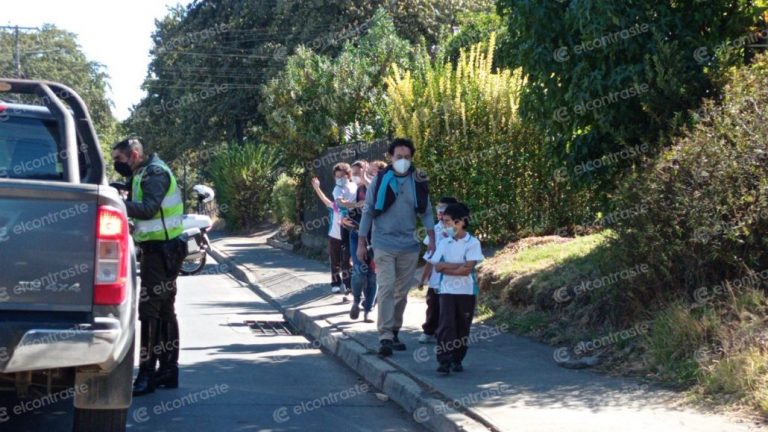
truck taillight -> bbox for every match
[94,205,128,305]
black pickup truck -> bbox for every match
[0,79,136,431]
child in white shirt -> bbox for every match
[428,202,484,375]
[418,197,458,344]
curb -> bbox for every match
[209,243,494,432]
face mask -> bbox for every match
[335,178,348,187]
[393,159,411,174]
[445,226,456,238]
[113,161,133,177]
[352,176,362,185]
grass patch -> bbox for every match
[494,232,612,276]
[479,232,768,417]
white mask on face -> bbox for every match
[351,176,362,185]
[335,178,348,187]
[393,159,411,174]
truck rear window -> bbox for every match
[0,116,64,181]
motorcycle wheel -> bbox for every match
[180,251,207,275]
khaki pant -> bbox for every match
[374,249,420,341]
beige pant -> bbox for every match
[374,249,420,341]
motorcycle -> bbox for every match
[179,185,215,275]
[111,182,214,276]
[179,212,212,275]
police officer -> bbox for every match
[112,138,185,396]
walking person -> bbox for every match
[310,163,356,296]
[362,160,387,187]
[112,138,185,396]
[417,196,458,344]
[334,163,357,299]
[358,138,435,357]
[342,160,377,322]
[427,203,485,375]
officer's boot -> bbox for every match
[155,318,179,389]
[133,319,161,396]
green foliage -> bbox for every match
[260,9,412,164]
[124,1,493,165]
[271,173,299,224]
[642,288,768,414]
[613,52,768,299]
[0,25,118,154]
[496,0,765,199]
[208,142,281,230]
[386,0,495,45]
[438,11,506,65]
[644,303,708,383]
[387,36,597,242]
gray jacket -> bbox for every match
[358,171,433,253]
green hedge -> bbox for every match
[209,142,281,230]
[271,173,299,225]
[613,52,768,302]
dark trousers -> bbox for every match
[349,230,377,312]
[328,235,351,288]
[138,247,180,373]
[422,288,440,335]
[436,294,476,365]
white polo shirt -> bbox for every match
[327,183,357,240]
[427,232,484,295]
[423,223,449,289]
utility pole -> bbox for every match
[0,25,39,78]
[15,26,20,77]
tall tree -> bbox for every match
[260,9,412,163]
[0,25,118,148]
[125,0,497,164]
[497,0,766,194]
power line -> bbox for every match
[0,25,39,77]
[158,50,274,59]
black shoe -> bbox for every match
[452,363,464,372]
[155,367,179,389]
[363,311,373,323]
[132,370,156,396]
[350,302,360,320]
[133,319,161,396]
[156,319,179,388]
[392,332,406,351]
[378,340,393,357]
[437,363,451,375]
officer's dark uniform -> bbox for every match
[126,153,185,395]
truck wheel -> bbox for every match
[73,336,134,432]
[73,408,127,432]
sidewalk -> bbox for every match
[209,229,765,432]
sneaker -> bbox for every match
[452,363,464,372]
[437,363,451,375]
[350,302,360,320]
[378,340,393,357]
[392,334,406,351]
[418,333,435,344]
[331,286,342,294]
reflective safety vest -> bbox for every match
[131,159,184,243]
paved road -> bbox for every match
[0,258,425,432]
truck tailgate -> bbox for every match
[0,181,99,312]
